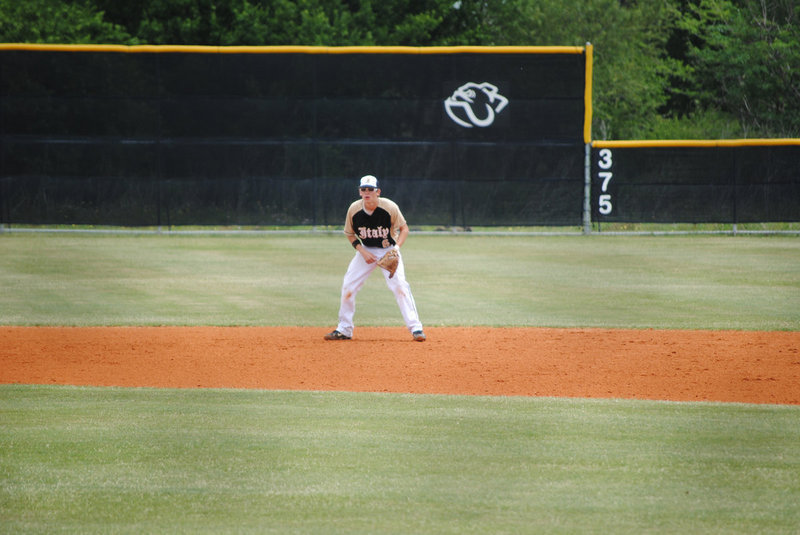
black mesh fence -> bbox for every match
[592,144,800,224]
[0,47,587,227]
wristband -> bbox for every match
[351,240,360,249]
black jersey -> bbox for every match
[343,197,407,248]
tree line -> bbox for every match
[1,0,798,139]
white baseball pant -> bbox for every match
[335,247,423,338]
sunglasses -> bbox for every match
[359,187,376,192]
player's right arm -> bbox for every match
[346,234,376,264]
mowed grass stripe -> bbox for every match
[1,385,799,534]
[1,233,798,329]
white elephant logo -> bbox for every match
[444,82,509,128]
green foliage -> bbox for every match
[88,0,460,46]
[132,0,238,45]
[479,0,685,139]
[674,0,800,137]
[0,0,133,44]
[646,107,742,139]
[219,0,359,46]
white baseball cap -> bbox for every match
[359,175,379,189]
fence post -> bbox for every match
[582,142,592,234]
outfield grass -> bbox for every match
[2,232,799,533]
[2,385,799,534]
[1,232,798,329]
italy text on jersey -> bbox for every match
[358,226,390,240]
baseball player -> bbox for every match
[324,175,426,342]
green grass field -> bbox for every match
[3,386,799,534]
[1,232,798,329]
[1,232,799,533]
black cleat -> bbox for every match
[324,330,351,341]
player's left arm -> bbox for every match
[386,199,408,248]
[395,224,409,248]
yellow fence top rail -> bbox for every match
[593,138,800,148]
[0,43,585,55]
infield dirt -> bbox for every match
[2,327,798,405]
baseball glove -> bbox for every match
[376,248,400,278]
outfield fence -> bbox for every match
[1,44,798,232]
[590,139,800,231]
